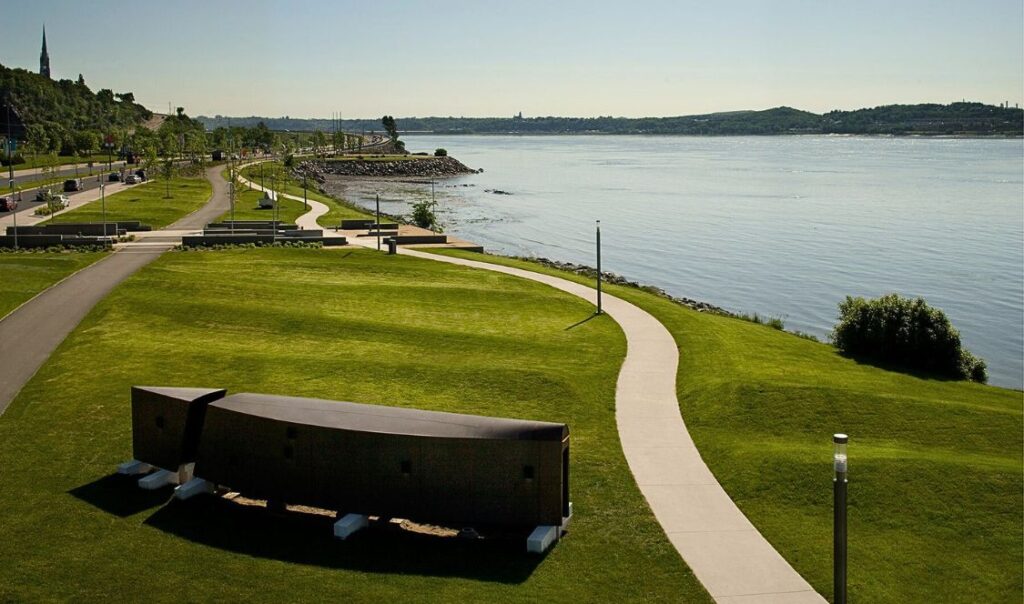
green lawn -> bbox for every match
[430,249,1024,604]
[0,247,707,603]
[239,161,370,226]
[5,155,99,171]
[0,251,108,319]
[45,177,212,229]
[217,188,307,224]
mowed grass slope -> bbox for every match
[0,247,708,603]
[0,251,107,319]
[217,188,308,224]
[46,176,212,229]
[431,250,1023,604]
[240,160,371,226]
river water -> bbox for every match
[345,135,1024,389]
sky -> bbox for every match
[2,0,1021,118]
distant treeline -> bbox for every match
[198,103,1023,136]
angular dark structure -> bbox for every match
[130,386,226,472]
[120,387,572,552]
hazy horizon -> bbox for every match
[2,0,1021,119]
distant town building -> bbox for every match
[39,26,51,78]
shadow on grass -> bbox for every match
[68,473,171,518]
[839,351,965,383]
[565,313,598,331]
[140,495,544,583]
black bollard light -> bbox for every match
[833,433,848,604]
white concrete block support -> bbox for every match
[333,513,369,540]
[138,469,178,490]
[174,477,214,500]
[116,459,152,476]
[527,525,559,554]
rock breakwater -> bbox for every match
[302,156,477,179]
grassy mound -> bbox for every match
[0,251,107,319]
[432,249,1023,603]
[0,247,706,602]
[239,161,371,226]
[45,176,212,229]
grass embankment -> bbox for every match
[5,155,104,171]
[239,161,370,226]
[45,177,212,229]
[0,252,107,319]
[216,188,307,224]
[429,249,1024,604]
[0,247,707,602]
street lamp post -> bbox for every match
[834,433,849,604]
[228,166,235,235]
[100,183,108,247]
[375,193,381,251]
[595,220,602,315]
[9,177,17,251]
[303,172,308,211]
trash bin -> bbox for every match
[387,238,397,255]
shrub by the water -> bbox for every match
[434,148,448,157]
[832,293,987,382]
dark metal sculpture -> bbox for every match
[119,387,572,552]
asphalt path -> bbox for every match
[0,163,224,415]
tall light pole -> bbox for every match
[595,220,602,315]
[100,183,108,247]
[5,100,16,250]
[228,166,235,234]
[833,433,848,604]
[302,172,308,211]
[375,192,381,251]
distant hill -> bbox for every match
[198,103,1023,136]
[0,62,152,150]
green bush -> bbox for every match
[434,148,448,157]
[832,293,986,382]
[410,199,438,230]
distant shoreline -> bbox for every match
[399,132,1023,139]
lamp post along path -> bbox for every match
[596,220,602,315]
[376,193,381,251]
[834,433,848,604]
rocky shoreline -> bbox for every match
[297,156,478,179]
[515,256,729,315]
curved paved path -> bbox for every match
[307,193,824,601]
[0,164,228,415]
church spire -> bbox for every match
[40,26,51,79]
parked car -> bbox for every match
[35,188,53,201]
[135,169,147,181]
[124,174,139,184]
[63,179,83,192]
[108,172,122,182]
[0,197,17,212]
[51,195,70,209]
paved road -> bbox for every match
[0,165,224,415]
[168,164,230,230]
[0,245,172,413]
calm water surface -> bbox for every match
[360,135,1024,388]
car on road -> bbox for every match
[35,188,54,201]
[124,174,139,184]
[107,172,122,182]
[135,169,147,181]
[0,197,17,212]
[63,179,83,192]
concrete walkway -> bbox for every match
[314,206,823,602]
[395,246,825,603]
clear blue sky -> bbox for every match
[2,0,1021,118]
